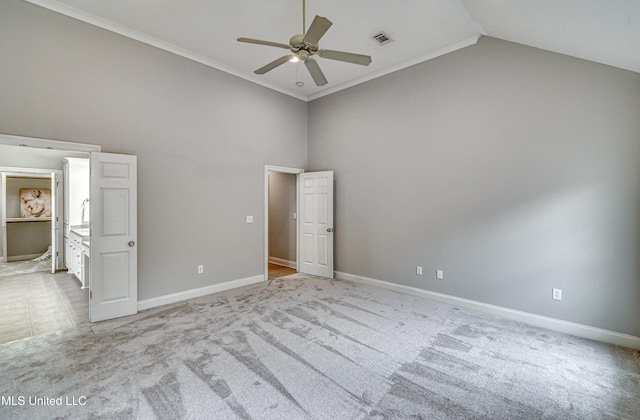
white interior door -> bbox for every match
[89,152,137,322]
[298,171,334,278]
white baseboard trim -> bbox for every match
[335,271,640,350]
[268,257,297,269]
[137,274,265,311]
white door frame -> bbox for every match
[264,165,304,280]
[0,134,101,153]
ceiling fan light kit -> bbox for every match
[237,0,372,87]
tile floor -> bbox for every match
[268,262,297,280]
[0,265,89,344]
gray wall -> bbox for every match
[308,37,640,337]
[268,172,297,264]
[0,0,307,299]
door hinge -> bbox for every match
[90,290,92,299]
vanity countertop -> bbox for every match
[71,227,90,238]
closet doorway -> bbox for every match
[264,166,303,280]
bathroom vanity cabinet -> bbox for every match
[67,227,89,287]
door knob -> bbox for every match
[326,228,334,232]
[128,241,135,247]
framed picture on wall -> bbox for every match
[20,188,52,218]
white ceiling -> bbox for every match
[24,0,640,101]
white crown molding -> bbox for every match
[23,0,308,101]
[307,35,481,101]
[335,271,640,350]
[23,1,479,102]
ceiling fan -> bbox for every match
[237,0,372,86]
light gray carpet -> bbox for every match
[1,273,639,419]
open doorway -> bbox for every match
[0,137,96,344]
[1,135,138,338]
[264,166,335,281]
[264,165,303,280]
[268,172,297,279]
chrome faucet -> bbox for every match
[81,198,90,222]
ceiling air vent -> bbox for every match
[371,31,394,45]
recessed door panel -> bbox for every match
[317,235,328,267]
[100,252,130,302]
[303,233,314,264]
[304,193,314,224]
[318,193,328,225]
[101,189,129,236]
[100,162,130,179]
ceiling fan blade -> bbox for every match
[304,58,328,86]
[255,55,294,74]
[318,49,372,66]
[303,16,333,45]
[237,37,291,50]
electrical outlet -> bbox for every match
[246,215,253,223]
[552,288,562,301]
[416,266,423,275]
[436,270,444,280]
[197,265,204,274]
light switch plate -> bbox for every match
[246,215,253,223]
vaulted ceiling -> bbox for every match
[24,0,640,101]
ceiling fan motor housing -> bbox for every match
[290,34,318,56]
